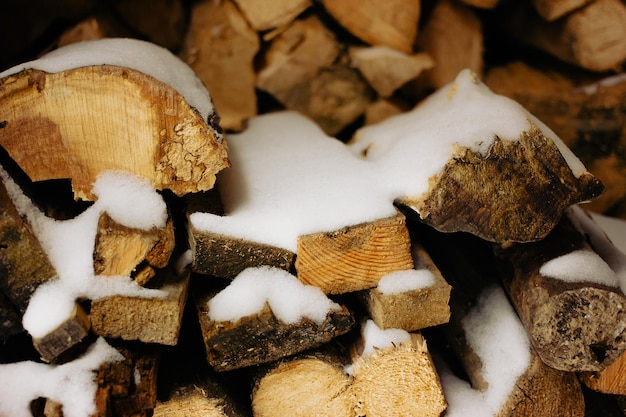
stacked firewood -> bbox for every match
[1,0,626,416]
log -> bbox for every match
[458,0,501,9]
[90,265,190,346]
[363,98,408,126]
[31,303,91,363]
[410,222,585,417]
[296,213,414,294]
[580,350,626,395]
[195,290,354,371]
[532,0,594,21]
[321,0,420,53]
[94,212,175,286]
[494,208,626,372]
[414,0,483,91]
[232,0,311,31]
[508,0,626,72]
[349,46,434,98]
[181,0,260,132]
[0,40,229,201]
[357,242,451,331]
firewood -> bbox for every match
[349,46,434,98]
[90,265,190,346]
[357,242,451,331]
[411,223,585,417]
[154,384,247,417]
[232,0,311,31]
[251,349,353,417]
[296,213,414,294]
[94,212,175,286]
[508,0,626,72]
[194,288,354,371]
[494,208,626,372]
[580,350,626,395]
[321,0,420,53]
[0,291,22,340]
[532,0,594,21]
[363,98,408,126]
[414,0,483,91]
[31,303,91,363]
[181,0,260,132]
[0,40,229,201]
[458,0,501,9]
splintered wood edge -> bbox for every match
[0,66,229,201]
[90,269,190,345]
[362,243,451,331]
[580,349,626,395]
[398,123,604,243]
[296,213,414,294]
[350,333,447,417]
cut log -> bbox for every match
[90,265,190,346]
[350,332,447,417]
[195,291,354,371]
[321,0,420,53]
[532,0,594,21]
[296,213,414,294]
[349,46,434,98]
[410,222,585,417]
[232,0,311,31]
[252,349,353,417]
[414,0,483,91]
[0,49,229,200]
[458,0,501,9]
[363,98,408,126]
[508,0,626,72]
[357,242,451,331]
[494,208,626,372]
[181,0,260,132]
[580,350,626,395]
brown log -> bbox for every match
[296,213,414,294]
[32,303,91,363]
[414,0,483,91]
[363,98,408,126]
[321,0,420,53]
[0,64,229,201]
[232,0,311,31]
[90,265,190,346]
[357,242,451,331]
[194,290,354,371]
[181,0,260,132]
[508,0,626,72]
[494,209,626,372]
[349,47,434,98]
[94,212,175,286]
[532,0,594,21]
[580,350,626,395]
[458,0,502,9]
[411,222,585,417]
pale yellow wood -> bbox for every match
[580,350,626,395]
[232,0,311,31]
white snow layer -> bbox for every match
[377,268,436,294]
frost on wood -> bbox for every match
[0,38,229,201]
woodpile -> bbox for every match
[1,0,626,416]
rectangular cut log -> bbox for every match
[181,0,260,132]
[195,291,354,371]
[494,210,626,372]
[296,213,414,294]
[358,242,451,331]
[32,302,91,363]
[90,267,190,345]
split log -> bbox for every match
[90,265,190,346]
[532,0,594,21]
[194,290,354,371]
[31,303,91,363]
[296,213,414,294]
[458,0,501,9]
[580,350,626,395]
[508,0,626,72]
[0,45,229,201]
[357,242,451,331]
[321,0,420,53]
[410,222,585,417]
[181,0,260,132]
[494,208,626,372]
[349,46,434,98]
[414,0,483,91]
[232,0,311,31]
[252,349,353,417]
[363,98,408,126]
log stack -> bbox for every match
[1,0,626,416]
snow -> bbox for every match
[441,286,531,416]
[0,38,219,130]
[207,266,341,325]
[191,70,588,251]
[377,269,436,295]
[539,249,619,287]
[0,337,123,417]
[0,167,167,338]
